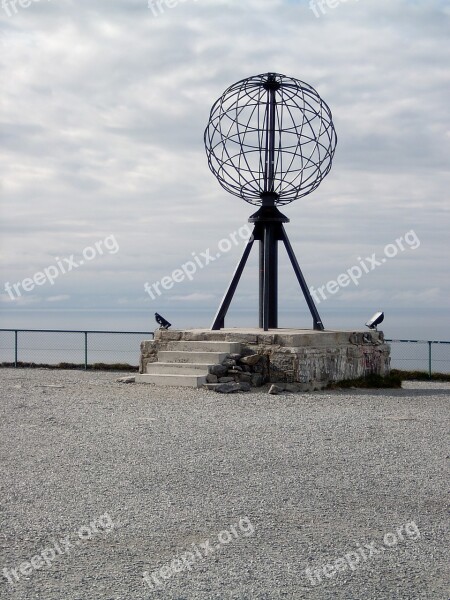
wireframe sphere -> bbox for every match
[204,72,337,206]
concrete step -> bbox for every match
[157,351,228,364]
[167,341,242,353]
[135,374,208,388]
[146,362,211,375]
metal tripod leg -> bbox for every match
[210,231,255,330]
[262,224,277,331]
[280,225,325,331]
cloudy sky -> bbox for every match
[0,0,449,336]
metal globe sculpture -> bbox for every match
[204,72,337,332]
[204,72,337,207]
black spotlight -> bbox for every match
[155,312,172,330]
[365,312,384,330]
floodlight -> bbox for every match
[155,312,172,330]
[365,312,384,330]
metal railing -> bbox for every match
[0,330,449,374]
[0,329,154,370]
[386,339,450,376]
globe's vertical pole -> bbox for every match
[258,210,279,330]
[263,74,278,194]
[260,74,280,329]
[258,232,264,328]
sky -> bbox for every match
[0,0,449,338]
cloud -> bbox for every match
[0,0,448,330]
[45,295,71,302]
[0,293,40,306]
[168,293,215,302]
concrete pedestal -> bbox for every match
[139,328,390,389]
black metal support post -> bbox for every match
[14,330,18,367]
[262,225,272,331]
[257,219,278,330]
[259,234,264,329]
[252,204,286,330]
[428,340,432,379]
[210,205,324,331]
[280,225,324,331]
[211,235,255,330]
[84,331,88,371]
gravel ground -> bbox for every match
[0,368,448,600]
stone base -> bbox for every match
[140,328,390,387]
